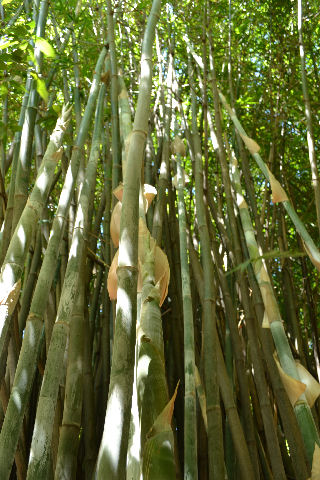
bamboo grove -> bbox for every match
[0,0,320,478]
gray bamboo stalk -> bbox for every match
[54,252,85,480]
[230,152,320,463]
[0,105,72,381]
[297,0,320,236]
[95,1,161,477]
[0,49,106,480]
[26,82,105,479]
[175,138,198,480]
[206,236,260,474]
[188,53,224,479]
[216,333,255,480]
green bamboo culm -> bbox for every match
[174,135,198,480]
[0,104,72,384]
[0,49,106,480]
[26,77,106,479]
[230,151,320,464]
[95,1,162,478]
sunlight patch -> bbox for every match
[98,386,123,471]
[35,171,49,195]
[117,287,132,324]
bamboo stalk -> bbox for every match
[95,1,161,477]
[174,135,198,480]
[26,81,105,479]
[187,51,224,479]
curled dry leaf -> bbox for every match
[274,356,306,407]
[107,220,170,307]
[239,133,260,155]
[110,184,158,247]
[107,249,119,301]
[110,201,122,247]
[295,361,320,407]
[266,166,288,203]
[171,137,186,156]
[143,184,157,211]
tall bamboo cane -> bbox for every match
[26,81,105,479]
[0,105,72,381]
[95,1,161,477]
[0,49,106,480]
[174,135,198,480]
[187,52,225,479]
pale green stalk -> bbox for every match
[95,1,161,477]
[0,105,72,382]
[230,152,319,463]
[26,82,105,479]
[175,140,197,480]
[0,49,106,480]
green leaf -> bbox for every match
[36,77,49,102]
[31,74,49,103]
[0,85,8,96]
[35,37,56,58]
[2,0,15,4]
